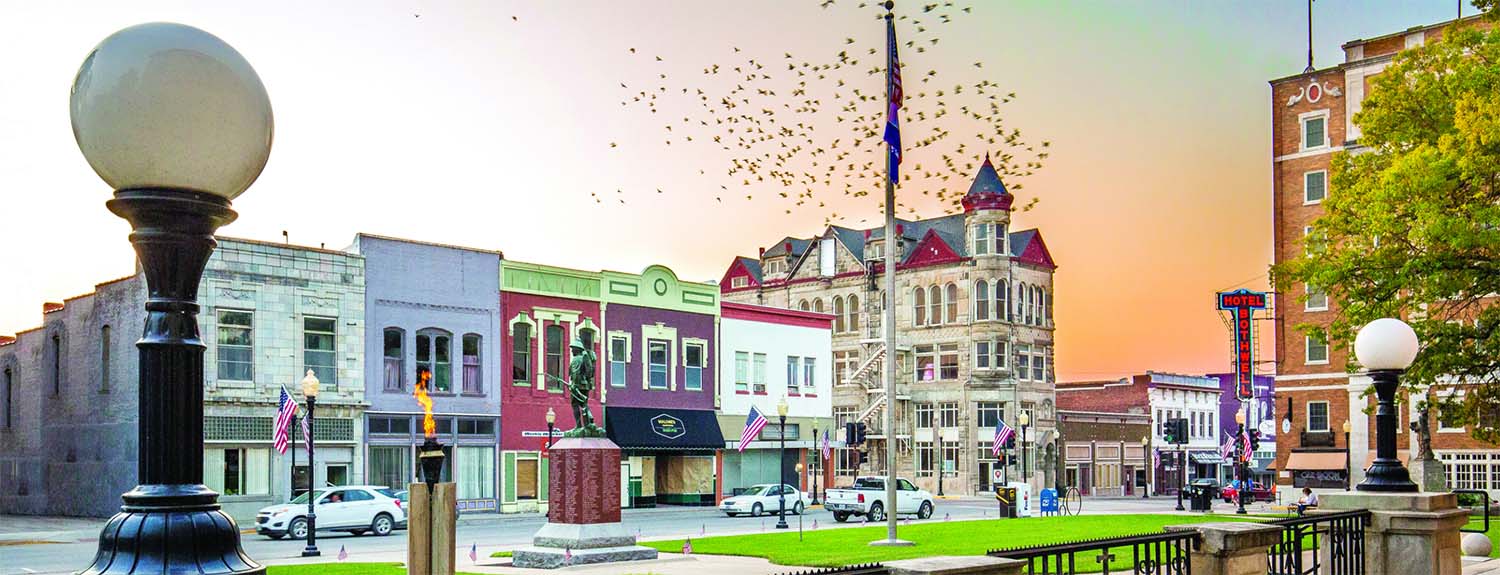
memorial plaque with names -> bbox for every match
[547,437,622,525]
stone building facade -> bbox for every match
[719,158,1058,496]
[1057,409,1151,497]
[1270,14,1500,494]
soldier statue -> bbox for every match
[551,336,604,437]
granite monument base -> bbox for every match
[511,437,658,569]
[1322,491,1469,575]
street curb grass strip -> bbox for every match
[777,563,888,575]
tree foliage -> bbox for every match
[1272,15,1500,441]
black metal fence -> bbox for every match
[776,563,889,575]
[1455,489,1491,534]
[988,530,1200,574]
[1266,509,1370,575]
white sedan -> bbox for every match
[720,483,809,517]
[256,485,405,539]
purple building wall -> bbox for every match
[603,304,716,410]
[1211,373,1276,443]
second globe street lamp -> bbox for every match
[776,397,791,530]
[1353,318,1421,492]
[301,370,321,557]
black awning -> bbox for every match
[606,407,725,451]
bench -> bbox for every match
[1270,504,1317,516]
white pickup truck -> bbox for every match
[823,476,935,522]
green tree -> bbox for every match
[1272,13,1500,441]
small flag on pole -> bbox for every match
[683,538,693,555]
[812,519,819,530]
[993,419,1015,456]
[821,430,832,461]
[739,405,770,452]
[944,512,951,522]
[701,523,706,535]
[883,8,904,182]
[564,547,573,561]
[337,545,347,561]
[469,542,477,563]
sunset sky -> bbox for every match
[0,1,1471,381]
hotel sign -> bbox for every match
[1217,290,1266,400]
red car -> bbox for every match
[1221,481,1276,504]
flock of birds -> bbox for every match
[600,0,1050,227]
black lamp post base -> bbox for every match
[1357,460,1419,492]
[79,485,263,575]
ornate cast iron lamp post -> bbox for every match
[1343,419,1353,490]
[775,398,791,530]
[1141,436,1150,499]
[300,371,321,557]
[71,22,272,575]
[1235,409,1248,515]
[1354,318,1420,492]
[1019,411,1030,487]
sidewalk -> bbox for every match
[0,515,105,543]
[257,551,790,575]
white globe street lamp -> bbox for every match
[1353,318,1420,492]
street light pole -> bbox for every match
[1343,419,1353,491]
[71,22,272,575]
[301,370,321,557]
[1353,319,1420,492]
[1019,412,1030,488]
[1175,446,1185,512]
[1141,436,1150,499]
[776,398,790,529]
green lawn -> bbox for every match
[643,514,1264,569]
[266,564,486,575]
[490,550,512,558]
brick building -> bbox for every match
[1057,409,1151,497]
[1270,14,1499,493]
[719,157,1058,495]
[1058,372,1225,496]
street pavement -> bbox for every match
[0,496,1279,575]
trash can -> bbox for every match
[995,486,1018,518]
[1189,485,1216,511]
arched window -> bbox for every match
[1016,282,1028,324]
[995,279,1008,322]
[913,287,926,326]
[945,283,959,324]
[813,298,824,313]
[50,333,61,396]
[1045,289,1053,325]
[383,328,405,391]
[848,294,860,332]
[974,280,989,321]
[928,286,942,326]
[417,329,453,392]
[833,296,846,333]
[462,334,482,394]
[798,299,810,312]
[100,325,111,393]
[511,323,532,384]
[544,324,565,392]
[1033,286,1043,325]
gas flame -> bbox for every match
[414,369,436,438]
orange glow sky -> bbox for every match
[0,1,1470,381]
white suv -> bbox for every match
[256,486,405,539]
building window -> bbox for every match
[735,351,750,393]
[731,276,750,289]
[939,344,959,380]
[998,224,1008,254]
[752,352,767,394]
[798,300,810,312]
[975,341,991,370]
[205,447,269,496]
[1304,170,1327,203]
[610,335,629,388]
[1032,345,1046,382]
[802,357,816,393]
[2,367,11,429]
[939,402,959,428]
[457,445,496,500]
[786,356,801,395]
[766,258,786,275]
[847,294,860,332]
[684,341,705,391]
[99,325,111,393]
[836,447,860,477]
[544,325,564,392]
[384,328,404,391]
[945,283,959,324]
[1306,334,1329,364]
[833,296,846,333]
[928,286,943,326]
[1307,401,1329,432]
[974,223,990,256]
[369,445,411,495]
[462,334,482,394]
[977,402,1004,428]
[914,345,936,382]
[942,441,960,476]
[216,310,253,381]
[1045,290,1053,325]
[1301,115,1327,150]
[303,317,337,387]
[812,298,823,313]
[834,350,860,384]
[974,280,990,321]
[419,330,453,392]
[1016,282,1029,325]
[1016,344,1031,381]
[868,241,886,261]
[1032,286,1044,326]
[996,279,1009,322]
[916,441,935,476]
[913,287,927,326]
[512,323,532,385]
[1306,285,1328,311]
[647,339,670,390]
[915,403,935,429]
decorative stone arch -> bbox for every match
[43,321,68,398]
[1043,441,1058,489]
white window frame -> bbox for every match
[682,338,706,391]
[1307,401,1330,432]
[975,341,991,370]
[731,276,749,289]
[752,352,768,394]
[973,223,991,256]
[734,351,750,393]
[1305,284,1329,312]
[1305,334,1330,365]
[801,357,817,394]
[785,355,801,395]
[1299,110,1330,152]
[1303,170,1328,205]
[607,331,632,388]
[645,339,671,390]
[215,308,255,382]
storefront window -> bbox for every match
[610,336,629,388]
[512,323,532,384]
[458,446,496,500]
[684,342,705,391]
[205,447,269,496]
[369,445,411,490]
[516,457,539,500]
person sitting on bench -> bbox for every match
[1296,487,1319,515]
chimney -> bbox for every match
[784,242,792,252]
[42,302,64,314]
[863,229,871,239]
[0,335,15,346]
[758,247,766,257]
[896,224,904,235]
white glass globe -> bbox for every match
[70,22,273,200]
[1354,318,1419,371]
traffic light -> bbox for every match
[1249,429,1261,452]
[1174,419,1190,445]
[845,422,867,446]
[1005,434,1017,450]
[1007,455,1018,466]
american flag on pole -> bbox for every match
[739,405,769,452]
[337,545,347,561]
[1239,430,1253,462]
[272,386,299,454]
[992,419,1014,456]
[821,429,832,461]
[883,10,903,183]
[469,543,477,563]
[1219,434,1235,459]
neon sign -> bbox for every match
[1217,289,1267,399]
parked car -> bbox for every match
[719,483,809,517]
[824,476,935,522]
[1221,480,1276,504]
[256,485,406,539]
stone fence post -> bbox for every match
[1323,491,1470,575]
[1164,522,1282,575]
[883,556,1025,575]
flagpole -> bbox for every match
[290,412,297,501]
[872,0,909,548]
